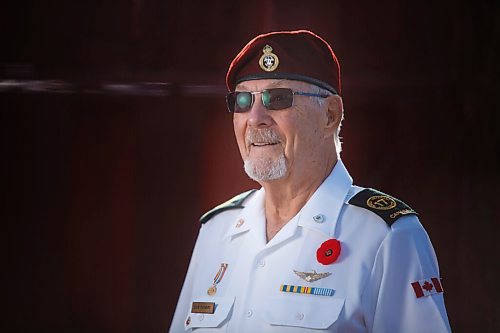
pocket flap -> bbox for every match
[185,296,235,330]
[262,296,345,329]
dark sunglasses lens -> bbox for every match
[227,92,251,113]
[227,89,293,112]
[265,88,294,110]
[236,92,252,112]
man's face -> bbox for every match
[233,79,330,183]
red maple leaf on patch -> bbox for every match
[422,281,434,292]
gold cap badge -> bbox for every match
[259,45,279,72]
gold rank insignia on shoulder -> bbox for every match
[259,45,279,72]
[348,188,417,226]
[366,195,397,210]
[294,269,332,282]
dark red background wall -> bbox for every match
[1,1,498,332]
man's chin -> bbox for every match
[243,156,288,182]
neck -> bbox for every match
[261,156,338,241]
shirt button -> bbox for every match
[197,314,204,321]
[258,260,266,267]
[246,309,253,317]
[296,313,304,320]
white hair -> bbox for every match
[308,83,343,157]
[244,153,287,182]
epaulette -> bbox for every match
[348,188,417,226]
[200,189,257,224]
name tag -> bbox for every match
[191,302,215,314]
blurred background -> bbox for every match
[1,0,499,332]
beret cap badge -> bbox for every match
[259,45,279,72]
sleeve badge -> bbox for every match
[411,277,444,298]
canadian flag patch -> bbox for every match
[411,277,444,298]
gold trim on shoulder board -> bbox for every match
[366,195,397,210]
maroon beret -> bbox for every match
[226,30,341,95]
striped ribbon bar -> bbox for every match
[213,263,228,285]
[280,284,334,296]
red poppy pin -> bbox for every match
[316,239,341,265]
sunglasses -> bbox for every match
[226,88,329,113]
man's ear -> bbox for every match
[324,95,343,136]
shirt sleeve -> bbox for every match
[168,227,203,333]
[361,216,452,333]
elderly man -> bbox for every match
[169,30,451,333]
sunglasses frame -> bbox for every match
[226,88,330,113]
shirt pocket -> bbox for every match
[262,296,345,330]
[184,296,235,332]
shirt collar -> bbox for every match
[296,159,353,237]
[223,188,265,241]
[223,159,353,240]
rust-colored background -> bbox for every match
[1,1,499,332]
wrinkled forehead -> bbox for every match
[235,79,312,92]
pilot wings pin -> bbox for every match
[293,270,331,282]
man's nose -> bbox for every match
[247,95,272,127]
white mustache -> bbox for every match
[246,128,281,145]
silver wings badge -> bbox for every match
[293,270,332,282]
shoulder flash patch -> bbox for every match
[348,188,417,226]
[200,189,257,224]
